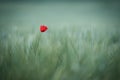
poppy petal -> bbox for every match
[40,25,48,32]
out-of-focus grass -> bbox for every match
[0,25,120,80]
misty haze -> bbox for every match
[0,1,120,80]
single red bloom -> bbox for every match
[40,25,48,32]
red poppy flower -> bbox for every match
[40,25,48,32]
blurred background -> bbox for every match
[0,0,120,80]
[0,0,120,26]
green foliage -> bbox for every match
[0,26,120,80]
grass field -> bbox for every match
[0,25,120,80]
[0,2,120,80]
